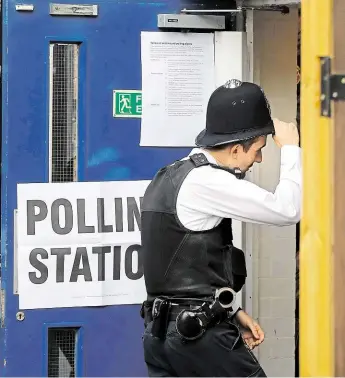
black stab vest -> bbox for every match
[141,153,247,302]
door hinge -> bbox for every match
[320,56,345,117]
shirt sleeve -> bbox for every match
[178,145,302,227]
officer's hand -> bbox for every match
[235,310,265,349]
[273,118,299,147]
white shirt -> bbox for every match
[176,146,302,231]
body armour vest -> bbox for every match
[141,153,247,303]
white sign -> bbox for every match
[17,180,150,310]
[140,31,216,147]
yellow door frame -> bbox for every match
[300,0,334,376]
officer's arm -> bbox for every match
[178,145,301,227]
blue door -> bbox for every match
[1,0,190,375]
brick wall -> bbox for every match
[245,8,299,377]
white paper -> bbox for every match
[140,31,215,147]
[17,180,150,309]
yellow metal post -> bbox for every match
[332,1,345,375]
[300,0,334,376]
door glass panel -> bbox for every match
[49,43,79,183]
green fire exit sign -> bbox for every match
[113,90,142,118]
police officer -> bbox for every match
[140,79,301,377]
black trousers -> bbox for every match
[142,320,267,377]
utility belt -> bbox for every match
[140,287,238,341]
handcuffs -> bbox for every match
[175,287,237,341]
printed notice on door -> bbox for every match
[140,32,215,147]
[16,180,150,309]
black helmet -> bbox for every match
[195,79,274,147]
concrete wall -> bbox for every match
[244,8,299,377]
